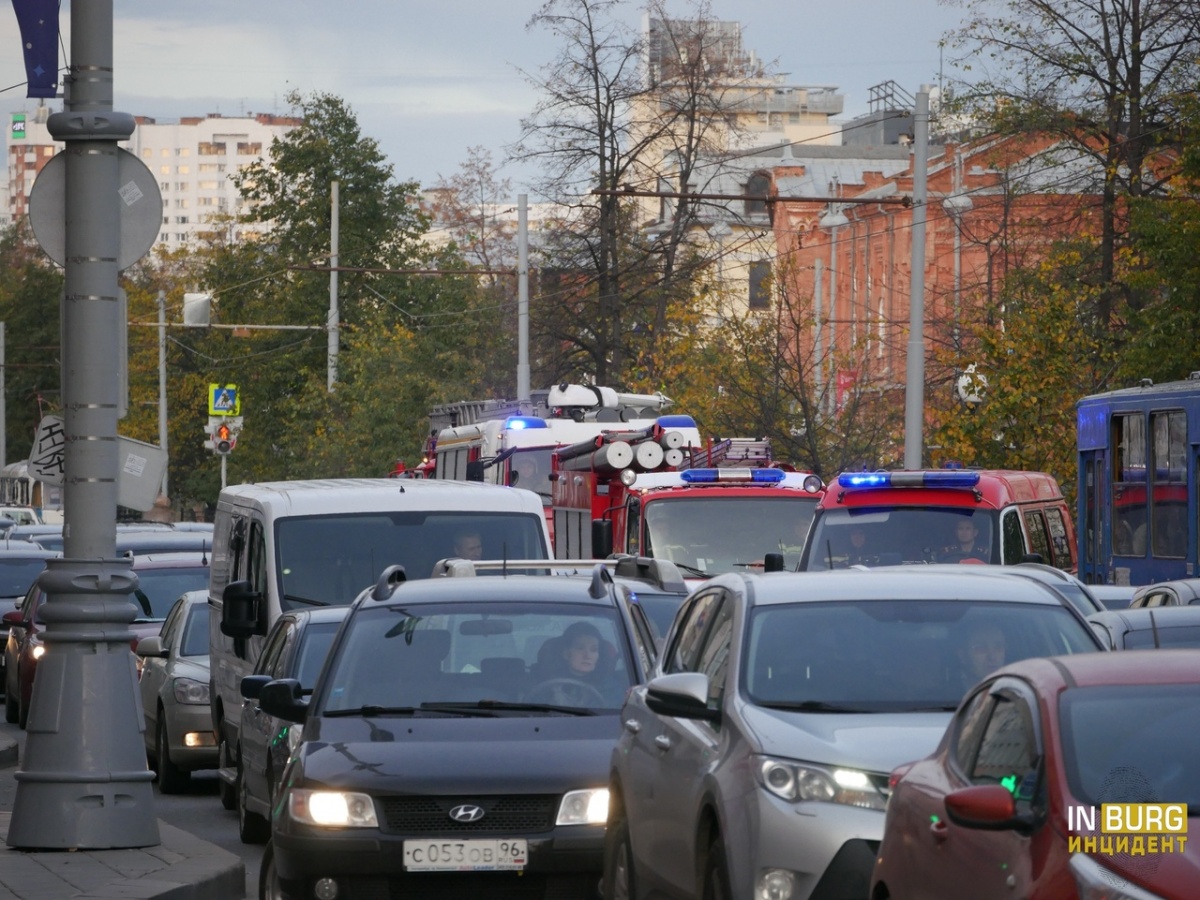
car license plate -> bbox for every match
[403,838,527,871]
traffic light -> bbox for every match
[214,422,233,455]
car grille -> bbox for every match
[326,873,596,900]
[378,795,558,834]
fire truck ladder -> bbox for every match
[679,438,773,469]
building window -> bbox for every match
[744,172,770,216]
[141,148,153,159]
[198,142,226,156]
[159,166,171,176]
[160,149,170,157]
[176,148,190,157]
[178,165,190,175]
[237,141,262,155]
[748,260,772,310]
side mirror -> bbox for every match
[644,672,721,723]
[1020,552,1045,565]
[2,609,24,626]
[944,785,1035,833]
[257,678,308,724]
[763,552,785,573]
[592,518,614,559]
[135,635,168,658]
[220,580,263,639]
[240,673,273,700]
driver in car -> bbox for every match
[527,621,619,706]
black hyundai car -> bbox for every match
[257,558,685,899]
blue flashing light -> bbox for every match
[656,415,698,429]
[504,416,549,430]
[837,470,981,490]
[681,468,786,484]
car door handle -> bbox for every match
[654,735,672,751]
[930,819,949,842]
[624,718,641,734]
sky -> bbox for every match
[2,1,969,194]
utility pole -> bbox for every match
[8,0,160,849]
[328,180,339,392]
[517,194,530,409]
[157,291,168,499]
[904,86,931,470]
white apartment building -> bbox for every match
[5,105,300,247]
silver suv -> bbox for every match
[604,567,1106,900]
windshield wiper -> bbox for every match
[441,699,597,716]
[673,562,709,577]
[283,593,329,607]
[758,700,874,713]
[324,705,419,717]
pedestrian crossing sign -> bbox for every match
[209,383,240,416]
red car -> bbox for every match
[871,650,1200,900]
[4,552,210,728]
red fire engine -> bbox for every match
[552,433,824,577]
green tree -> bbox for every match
[943,0,1200,326]
[0,221,62,461]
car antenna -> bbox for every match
[1149,609,1161,649]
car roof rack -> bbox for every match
[429,554,688,593]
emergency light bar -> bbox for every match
[837,471,981,489]
[681,468,787,484]
[503,416,549,430]
[656,415,698,429]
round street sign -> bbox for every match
[28,147,163,270]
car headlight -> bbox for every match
[556,788,609,825]
[755,756,886,811]
[1069,852,1166,900]
[171,677,210,705]
[288,789,379,828]
[31,644,45,660]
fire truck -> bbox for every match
[552,435,825,577]
[426,384,677,512]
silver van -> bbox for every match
[208,477,552,809]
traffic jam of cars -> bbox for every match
[7,383,1200,900]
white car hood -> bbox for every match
[740,703,951,775]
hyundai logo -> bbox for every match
[449,804,486,823]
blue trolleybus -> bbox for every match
[1077,374,1200,586]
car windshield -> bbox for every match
[320,602,634,713]
[0,558,51,599]
[1059,684,1200,812]
[804,508,995,570]
[133,566,211,619]
[180,603,210,657]
[276,511,549,610]
[744,600,1100,712]
[643,496,819,576]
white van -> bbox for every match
[207,478,551,807]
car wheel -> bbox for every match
[238,753,271,844]
[259,841,288,900]
[603,807,636,900]
[701,836,732,900]
[155,711,190,794]
[217,726,237,811]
